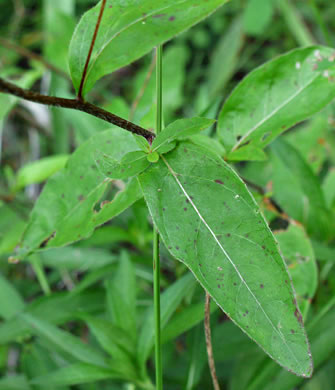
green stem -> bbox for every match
[153,44,163,390]
[309,0,332,46]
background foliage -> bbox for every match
[0,0,335,389]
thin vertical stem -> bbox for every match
[31,255,51,296]
[205,293,220,390]
[153,44,163,390]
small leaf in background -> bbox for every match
[21,313,107,367]
[69,0,230,96]
[275,223,318,318]
[32,363,118,387]
[13,155,69,191]
[106,252,137,341]
[243,0,276,36]
[218,46,335,158]
[15,129,142,260]
[270,138,330,240]
[139,142,313,377]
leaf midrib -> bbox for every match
[231,72,319,151]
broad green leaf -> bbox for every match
[96,150,150,180]
[275,224,318,318]
[138,141,313,377]
[137,273,195,366]
[21,313,108,367]
[14,129,142,260]
[226,144,267,162]
[0,273,25,320]
[106,252,137,339]
[270,138,330,240]
[69,0,230,96]
[218,46,335,156]
[152,117,215,153]
[189,134,226,157]
[13,155,69,191]
[32,363,118,387]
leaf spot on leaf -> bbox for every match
[152,13,166,18]
[291,329,295,334]
[184,207,187,211]
[215,179,224,185]
[176,246,180,250]
[294,308,303,324]
[78,195,85,202]
[226,233,231,238]
[260,284,264,288]
[169,16,176,21]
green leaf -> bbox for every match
[275,223,318,318]
[207,17,244,99]
[0,290,105,344]
[83,316,138,381]
[218,46,335,154]
[138,141,313,377]
[21,313,108,367]
[243,0,275,36]
[0,273,25,320]
[137,273,195,366]
[95,150,150,180]
[69,0,230,96]
[13,155,69,191]
[106,252,137,339]
[32,363,118,387]
[15,129,142,260]
[270,138,330,240]
[323,168,335,209]
[226,144,268,162]
[0,375,31,390]
[152,117,215,153]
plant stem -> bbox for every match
[77,0,107,100]
[309,0,332,46]
[0,77,154,141]
[153,44,163,390]
[205,293,220,390]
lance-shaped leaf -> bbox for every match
[15,129,142,260]
[95,150,150,180]
[69,0,230,96]
[138,142,313,377]
[152,117,215,153]
[218,46,335,158]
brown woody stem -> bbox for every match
[0,77,154,140]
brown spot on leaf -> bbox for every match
[169,16,176,21]
[215,179,224,185]
[294,308,303,324]
[78,195,85,202]
[290,329,295,334]
[260,284,264,288]
[153,13,166,18]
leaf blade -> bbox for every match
[138,142,313,377]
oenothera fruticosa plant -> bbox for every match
[4,0,335,384]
